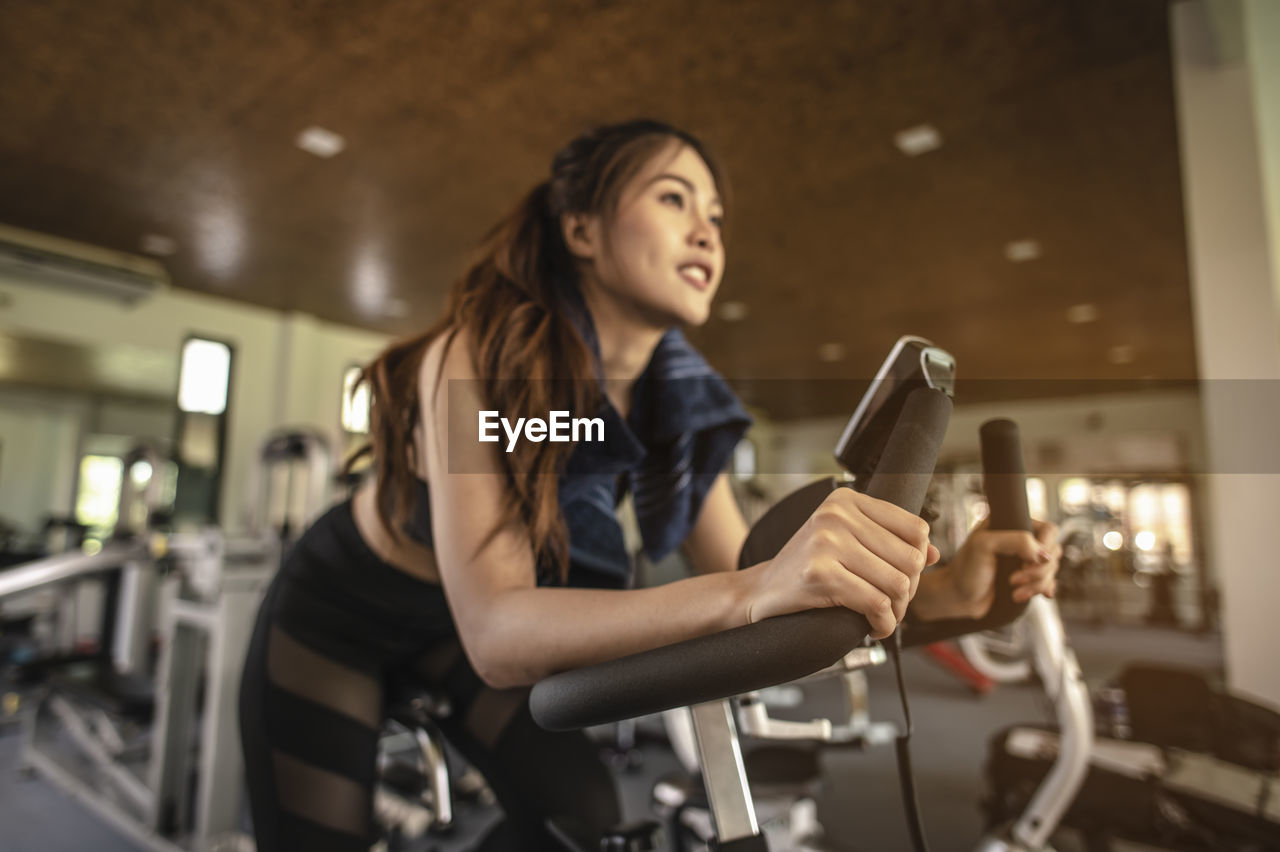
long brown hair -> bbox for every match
[351,119,730,582]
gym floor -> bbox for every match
[0,621,1223,852]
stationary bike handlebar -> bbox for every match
[529,387,953,732]
[900,418,1032,648]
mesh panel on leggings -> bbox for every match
[266,624,380,839]
[271,751,370,835]
[268,624,380,727]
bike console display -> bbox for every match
[834,336,955,487]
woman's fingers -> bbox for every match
[751,488,934,632]
[989,520,1060,602]
[850,489,933,551]
[1011,520,1062,596]
[1014,577,1056,602]
[832,547,914,623]
[807,489,930,625]
[1011,563,1057,594]
[974,529,1048,564]
[1032,520,1062,565]
[811,559,900,638]
[828,489,931,595]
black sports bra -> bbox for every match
[401,475,630,550]
[404,478,435,548]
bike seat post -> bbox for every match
[689,700,769,850]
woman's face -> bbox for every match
[581,142,726,329]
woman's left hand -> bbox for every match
[943,519,1062,619]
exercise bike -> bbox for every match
[530,336,1093,852]
[983,646,1280,850]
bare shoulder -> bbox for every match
[418,326,478,406]
[416,326,495,480]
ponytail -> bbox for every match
[352,181,597,582]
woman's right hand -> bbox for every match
[743,487,939,639]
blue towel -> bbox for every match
[405,282,752,589]
[557,283,752,586]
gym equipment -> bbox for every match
[3,430,346,851]
[373,678,456,845]
[834,334,955,485]
[532,335,1093,852]
[1,517,94,674]
[984,663,1280,850]
[649,336,958,850]
[1,443,168,685]
[531,380,955,850]
[958,625,1033,686]
[4,450,275,851]
[970,548,1092,848]
[371,678,498,846]
[653,647,892,851]
[244,428,332,547]
[922,641,996,695]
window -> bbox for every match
[178,338,232,415]
[342,365,370,434]
[75,455,124,534]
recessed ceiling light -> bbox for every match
[141,233,177,257]
[1067,303,1098,323]
[819,342,846,362]
[894,124,943,156]
[1108,344,1135,365]
[717,301,748,322]
[296,126,346,158]
[1004,240,1042,262]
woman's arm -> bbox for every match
[682,474,749,575]
[420,333,757,687]
[420,331,933,689]
[681,473,1064,623]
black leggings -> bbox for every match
[238,502,621,851]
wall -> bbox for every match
[0,388,85,534]
[0,275,390,535]
[764,387,1204,488]
[1172,0,1280,706]
[1248,0,1280,289]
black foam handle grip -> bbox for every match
[529,388,953,731]
[979,418,1034,625]
[901,417,1032,648]
[737,478,839,572]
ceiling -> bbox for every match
[0,0,1196,419]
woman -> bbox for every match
[239,119,1060,851]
